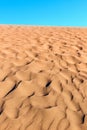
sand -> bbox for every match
[0,25,87,130]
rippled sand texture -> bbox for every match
[0,25,87,130]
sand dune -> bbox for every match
[0,25,87,130]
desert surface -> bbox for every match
[0,25,87,130]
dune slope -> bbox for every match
[0,25,87,130]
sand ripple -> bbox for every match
[0,25,87,130]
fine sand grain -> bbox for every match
[0,25,87,130]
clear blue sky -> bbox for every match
[0,0,87,26]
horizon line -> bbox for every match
[0,23,87,28]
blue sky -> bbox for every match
[0,0,87,26]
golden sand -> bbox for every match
[0,25,87,130]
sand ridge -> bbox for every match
[0,25,87,130]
